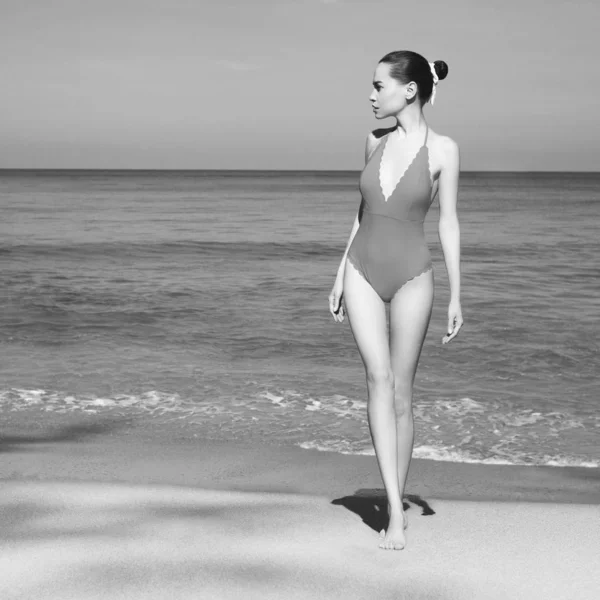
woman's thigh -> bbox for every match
[389,270,434,386]
[343,259,390,376]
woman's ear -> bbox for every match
[406,82,417,100]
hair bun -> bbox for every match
[433,60,449,81]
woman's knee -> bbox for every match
[365,368,395,391]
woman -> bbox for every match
[328,50,463,550]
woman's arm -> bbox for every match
[335,133,379,280]
[437,137,461,302]
[437,136,463,342]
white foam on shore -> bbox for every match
[297,440,600,469]
[2,387,599,469]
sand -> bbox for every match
[1,481,599,600]
[1,420,599,599]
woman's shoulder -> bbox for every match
[364,127,395,161]
[428,129,459,153]
[428,129,460,168]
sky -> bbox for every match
[1,0,599,171]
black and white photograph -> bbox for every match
[1,0,599,598]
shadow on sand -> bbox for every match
[331,488,435,532]
[0,416,134,453]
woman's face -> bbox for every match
[369,62,409,119]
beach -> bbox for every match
[2,420,600,600]
[3,0,600,593]
[2,170,599,598]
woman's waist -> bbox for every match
[351,218,429,252]
[349,228,431,266]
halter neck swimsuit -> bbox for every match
[347,126,434,302]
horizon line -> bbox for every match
[1,168,599,175]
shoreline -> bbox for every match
[2,426,599,505]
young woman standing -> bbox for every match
[329,51,463,550]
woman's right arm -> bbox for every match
[335,132,379,280]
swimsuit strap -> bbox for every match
[424,124,429,147]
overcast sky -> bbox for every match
[1,0,598,170]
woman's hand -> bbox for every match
[329,277,345,323]
[442,299,463,344]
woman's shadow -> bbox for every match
[331,488,435,532]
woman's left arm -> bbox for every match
[437,137,463,344]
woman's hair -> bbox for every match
[379,51,449,105]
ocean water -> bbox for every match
[1,169,599,468]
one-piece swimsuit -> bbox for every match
[347,125,434,302]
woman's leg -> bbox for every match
[343,260,405,550]
[389,269,434,518]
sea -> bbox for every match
[1,169,598,468]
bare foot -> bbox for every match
[378,510,406,550]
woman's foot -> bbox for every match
[378,509,406,550]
